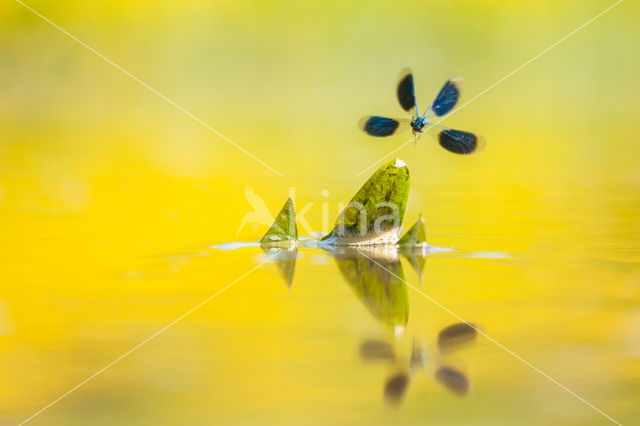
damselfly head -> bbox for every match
[410,117,426,134]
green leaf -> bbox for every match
[398,214,427,246]
[322,159,410,245]
[260,197,298,247]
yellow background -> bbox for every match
[1,0,639,424]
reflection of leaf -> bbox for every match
[384,371,410,404]
[435,366,469,396]
[398,216,428,282]
[260,198,297,246]
[322,159,409,245]
[261,246,298,288]
[400,246,427,283]
[330,247,408,328]
[438,322,478,353]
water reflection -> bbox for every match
[328,246,409,329]
[260,245,298,288]
[384,371,411,404]
[261,245,428,327]
[438,322,479,354]
[259,245,481,405]
[327,246,479,404]
[361,323,478,405]
[359,339,396,362]
[399,245,428,283]
[435,365,470,396]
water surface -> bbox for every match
[2,1,639,424]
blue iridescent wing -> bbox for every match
[397,68,418,115]
[424,77,462,118]
[360,116,409,137]
[428,125,486,155]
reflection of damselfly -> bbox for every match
[360,68,486,154]
[359,322,481,405]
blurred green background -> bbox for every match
[1,0,639,424]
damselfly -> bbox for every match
[360,68,486,155]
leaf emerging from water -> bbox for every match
[398,214,427,246]
[260,197,298,247]
[322,159,410,245]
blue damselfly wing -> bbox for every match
[428,124,485,155]
[397,68,418,115]
[359,116,410,137]
[424,77,462,118]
